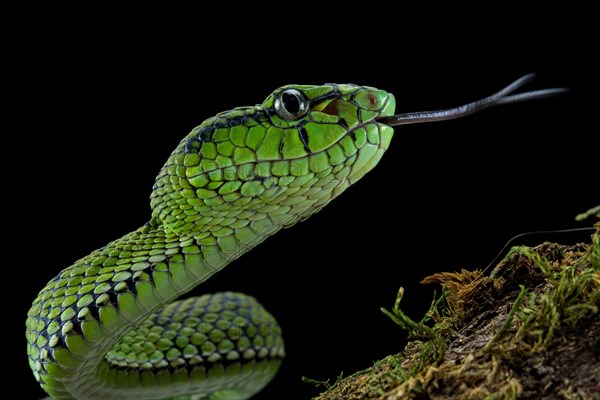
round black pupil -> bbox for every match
[282,92,301,115]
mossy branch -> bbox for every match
[313,231,599,400]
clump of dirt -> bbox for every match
[312,221,599,400]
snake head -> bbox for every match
[151,84,395,235]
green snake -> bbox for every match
[26,75,564,399]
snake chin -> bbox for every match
[346,123,394,185]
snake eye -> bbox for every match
[274,89,309,120]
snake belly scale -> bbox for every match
[26,84,396,399]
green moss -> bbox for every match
[380,287,449,374]
[575,205,600,221]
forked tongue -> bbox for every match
[376,74,567,126]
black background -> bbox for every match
[9,11,597,400]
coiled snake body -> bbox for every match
[26,76,563,399]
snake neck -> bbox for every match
[27,146,362,399]
[26,217,284,399]
[27,151,354,397]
